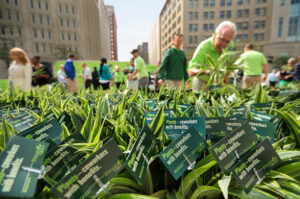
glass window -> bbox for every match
[59,5,62,13]
[74,33,77,41]
[291,0,300,4]
[189,24,193,32]
[237,10,242,18]
[260,21,265,28]
[220,11,225,19]
[242,34,248,41]
[262,0,267,2]
[235,35,241,41]
[261,8,266,16]
[30,0,34,8]
[244,9,249,17]
[256,0,260,3]
[73,20,76,28]
[258,33,264,41]
[189,36,193,44]
[189,12,193,20]
[60,19,63,26]
[72,7,75,14]
[203,12,208,19]
[194,12,198,20]
[16,12,20,21]
[194,36,198,43]
[39,16,43,24]
[226,11,231,18]
[68,33,71,41]
[33,29,37,38]
[8,11,11,20]
[67,19,70,27]
[6,0,9,4]
[203,24,208,31]
[237,23,242,30]
[35,44,39,53]
[61,32,65,40]
[14,0,18,6]
[210,0,215,6]
[288,16,299,36]
[194,24,198,31]
[278,18,283,37]
[9,27,13,36]
[1,27,5,35]
[210,11,214,19]
[204,0,208,7]
[189,0,193,8]
[227,0,232,6]
[253,21,259,29]
[238,0,243,5]
[253,33,258,41]
[195,0,199,7]
[45,2,48,11]
[38,1,41,9]
[209,23,214,30]
[220,0,225,6]
[47,17,50,25]
[42,43,46,53]
[280,0,285,5]
[255,8,260,16]
[18,27,22,37]
[48,31,51,39]
[65,5,68,14]
[244,0,250,4]
[32,15,35,24]
[243,22,248,29]
[41,30,44,39]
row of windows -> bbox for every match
[0,26,22,37]
[58,4,75,15]
[59,18,76,28]
[60,32,78,41]
[32,15,51,25]
[34,43,53,54]
[32,29,52,40]
[189,0,267,8]
[4,0,18,6]
[0,10,20,21]
[29,0,48,11]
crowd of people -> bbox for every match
[7,21,300,93]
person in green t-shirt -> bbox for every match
[158,33,189,89]
[114,65,124,89]
[236,43,269,89]
[189,21,236,91]
[128,49,149,89]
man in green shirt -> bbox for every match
[189,21,236,91]
[158,34,189,89]
[128,49,149,89]
[236,43,269,89]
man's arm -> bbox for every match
[158,50,170,85]
[188,45,209,77]
[262,63,269,82]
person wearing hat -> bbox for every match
[114,65,124,89]
[128,49,149,89]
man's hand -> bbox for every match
[128,74,134,81]
[262,76,267,82]
[189,68,200,77]
[185,80,189,89]
[158,79,164,86]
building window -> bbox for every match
[8,11,11,20]
[189,12,193,20]
[45,2,48,11]
[238,0,243,5]
[260,21,265,28]
[203,12,208,19]
[280,0,285,5]
[1,27,5,35]
[210,0,215,6]
[237,23,241,30]
[244,0,250,4]
[35,44,39,53]
[59,5,62,13]
[30,0,34,8]
[278,18,283,37]
[253,34,258,41]
[73,20,76,28]
[42,43,46,53]
[60,19,63,27]
[61,32,65,40]
[47,17,50,25]
[194,24,198,32]
[291,0,300,4]
[256,0,261,3]
[194,12,198,20]
[189,24,193,32]
[195,0,199,7]
[262,0,267,2]
[65,5,68,14]
[67,19,70,27]
[209,11,214,19]
[16,12,20,21]
[6,0,10,4]
[41,30,44,39]
[74,33,77,41]
[33,29,37,38]
[68,33,71,41]
[203,24,208,31]
[189,0,193,8]
[39,16,43,24]
[194,36,198,43]
[9,27,13,36]
[220,11,225,19]
[18,27,22,37]
[226,11,231,18]
[242,34,248,41]
[288,16,299,36]
[14,0,18,6]
[236,35,241,41]
[204,0,208,7]
[255,8,260,16]
[189,36,193,44]
[244,9,249,17]
[32,15,36,24]
[72,7,75,14]
[220,0,225,6]
[209,23,214,30]
[38,1,41,9]
[253,21,259,29]
[258,33,264,41]
[227,0,232,6]
[242,22,248,29]
[48,31,51,39]
[237,10,242,18]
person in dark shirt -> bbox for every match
[31,56,51,87]
[92,67,100,90]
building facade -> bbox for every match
[106,5,118,61]
[151,0,300,64]
[0,0,111,63]
[137,42,149,64]
[149,18,161,66]
[265,0,300,58]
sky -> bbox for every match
[104,0,165,61]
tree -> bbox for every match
[54,44,80,60]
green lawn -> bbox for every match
[0,79,7,91]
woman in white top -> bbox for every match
[8,47,32,91]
